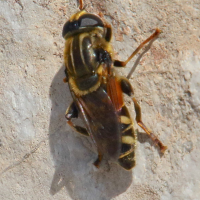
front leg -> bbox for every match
[114,29,161,79]
[114,29,160,67]
[65,102,89,136]
[119,77,167,153]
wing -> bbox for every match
[74,86,121,160]
[106,75,124,112]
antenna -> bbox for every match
[79,0,83,10]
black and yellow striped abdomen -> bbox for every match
[118,105,137,170]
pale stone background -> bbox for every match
[0,0,200,199]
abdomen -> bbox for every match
[76,86,121,160]
[118,105,137,170]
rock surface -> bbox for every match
[0,0,200,199]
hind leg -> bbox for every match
[119,77,167,153]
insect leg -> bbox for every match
[104,23,112,42]
[93,152,103,168]
[65,102,89,136]
[132,98,167,153]
[119,77,167,153]
[63,68,68,83]
[114,29,160,78]
[79,0,83,10]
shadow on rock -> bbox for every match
[137,130,166,157]
[49,65,132,200]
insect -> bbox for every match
[62,0,167,170]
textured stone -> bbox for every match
[0,0,200,199]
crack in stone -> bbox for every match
[0,137,48,176]
[15,0,24,10]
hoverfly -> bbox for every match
[62,0,167,170]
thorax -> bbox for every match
[64,27,114,96]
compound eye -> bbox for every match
[78,14,104,28]
[62,21,79,38]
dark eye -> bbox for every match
[78,14,104,28]
[62,14,104,38]
[62,21,79,38]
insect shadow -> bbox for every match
[49,65,133,200]
[137,131,166,157]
